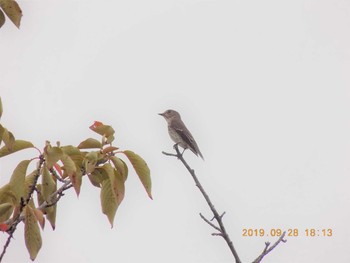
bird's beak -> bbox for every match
[158,113,164,116]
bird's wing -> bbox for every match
[172,119,201,156]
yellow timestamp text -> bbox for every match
[242,228,333,237]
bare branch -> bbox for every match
[220,212,226,219]
[252,231,287,263]
[199,213,221,232]
[212,232,224,237]
[161,151,178,157]
[163,145,287,263]
[162,144,242,263]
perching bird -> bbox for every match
[159,109,204,160]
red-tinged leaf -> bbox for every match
[0,140,34,158]
[102,146,119,154]
[0,223,9,232]
[0,0,22,28]
[53,163,63,177]
[91,121,103,127]
[9,160,31,202]
[123,150,152,199]
[78,138,102,149]
[0,202,13,222]
[89,122,115,138]
[24,206,42,261]
[100,177,118,228]
[33,209,45,230]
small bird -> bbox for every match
[159,109,204,160]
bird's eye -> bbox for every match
[167,110,172,114]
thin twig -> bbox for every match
[40,181,72,209]
[252,231,287,263]
[49,168,65,183]
[163,145,242,263]
[199,213,221,232]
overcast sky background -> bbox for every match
[1,0,350,262]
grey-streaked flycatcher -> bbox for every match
[159,109,204,160]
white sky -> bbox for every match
[1,0,350,262]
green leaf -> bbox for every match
[44,144,63,169]
[0,202,13,222]
[87,174,101,188]
[60,154,80,195]
[0,0,22,28]
[24,170,37,199]
[89,122,115,138]
[113,169,125,205]
[0,184,16,205]
[0,140,34,158]
[24,206,42,261]
[46,203,56,230]
[88,167,109,188]
[100,177,118,228]
[101,163,125,205]
[78,138,102,149]
[0,124,4,144]
[41,164,56,202]
[2,128,15,151]
[60,154,77,176]
[9,160,31,202]
[36,184,44,207]
[61,145,84,167]
[83,151,98,174]
[110,156,128,182]
[123,150,152,199]
[61,145,81,157]
[0,97,2,118]
[0,10,4,28]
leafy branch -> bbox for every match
[0,98,152,261]
[162,144,286,263]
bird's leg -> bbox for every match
[173,143,183,158]
[172,143,188,159]
[173,142,180,151]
